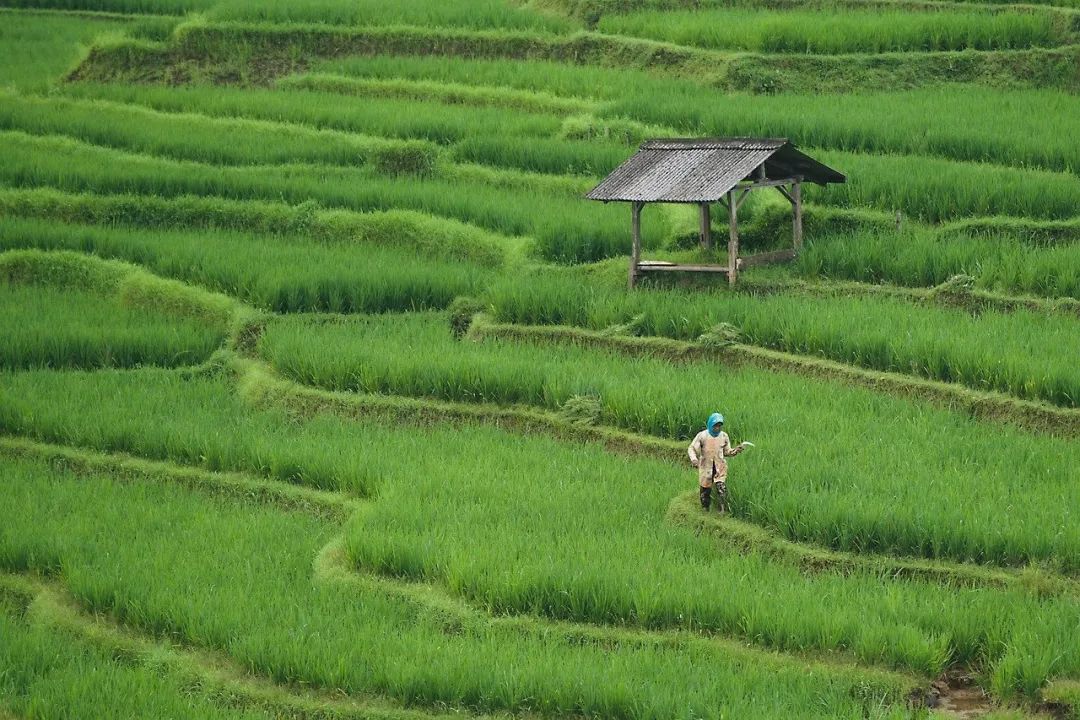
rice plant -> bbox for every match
[796,228,1080,298]
[603,85,1080,174]
[313,53,673,102]
[3,370,1079,696]
[597,7,1064,53]
[0,589,275,719]
[0,132,663,262]
[485,269,1080,407]
[258,311,1080,568]
[0,282,224,369]
[207,0,579,33]
[280,72,597,115]
[0,91,440,171]
[809,149,1080,222]
[0,451,925,718]
[0,217,491,314]
[0,11,129,91]
[60,82,566,145]
[0,187,510,266]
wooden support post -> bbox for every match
[628,201,642,290]
[699,203,711,250]
[727,189,739,285]
[792,178,803,252]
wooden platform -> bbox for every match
[634,248,797,278]
[637,261,730,275]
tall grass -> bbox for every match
[0,0,212,11]
[809,149,1080,222]
[486,270,1080,407]
[55,87,1080,223]
[60,83,565,145]
[0,217,490,314]
[0,282,223,369]
[313,53,675,102]
[3,369,1079,694]
[207,0,579,32]
[0,451,924,719]
[0,187,510,266]
[0,132,661,262]
[0,11,129,91]
[0,369,377,495]
[259,311,1080,568]
[450,135,628,176]
[0,587,274,720]
[605,86,1080,174]
[797,229,1080,298]
[0,91,440,172]
[280,72,597,115]
[597,7,1064,53]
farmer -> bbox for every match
[688,412,747,512]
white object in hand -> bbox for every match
[740,441,755,448]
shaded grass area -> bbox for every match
[485,269,1080,408]
[259,311,1080,570]
[0,448,925,719]
[0,217,492,314]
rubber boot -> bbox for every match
[699,485,712,511]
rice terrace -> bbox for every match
[3,0,1080,717]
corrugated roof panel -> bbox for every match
[587,137,845,203]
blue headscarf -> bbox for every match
[707,412,724,437]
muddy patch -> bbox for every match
[927,674,993,719]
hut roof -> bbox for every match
[586,138,845,204]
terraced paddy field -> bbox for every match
[2,2,1080,718]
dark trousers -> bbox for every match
[699,480,727,512]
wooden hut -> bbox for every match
[586,138,845,288]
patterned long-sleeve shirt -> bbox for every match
[688,430,743,488]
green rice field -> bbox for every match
[1,1,1079,718]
